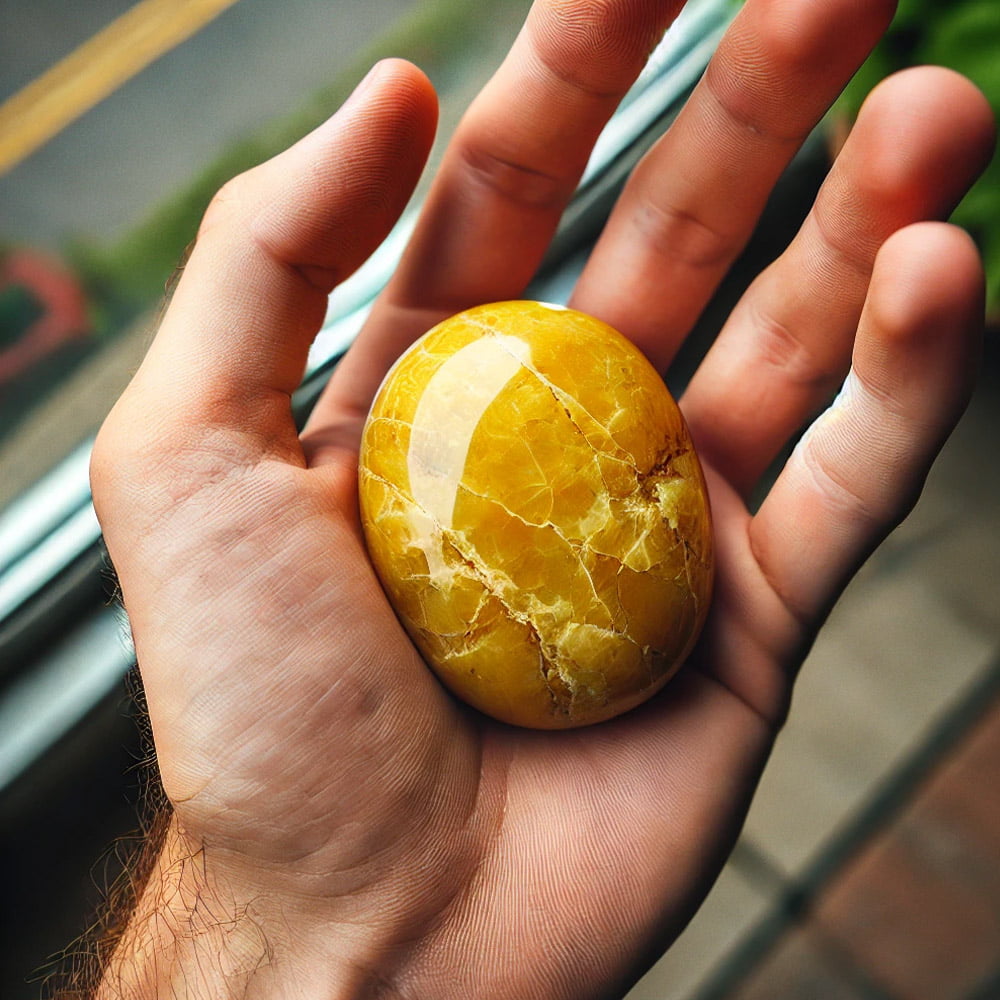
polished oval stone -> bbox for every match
[358,301,713,728]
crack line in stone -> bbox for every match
[364,468,655,687]
[453,480,621,630]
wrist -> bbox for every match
[95,816,274,1000]
[94,813,433,1000]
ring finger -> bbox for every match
[681,66,995,497]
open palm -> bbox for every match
[90,1,995,997]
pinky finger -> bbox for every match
[748,222,984,629]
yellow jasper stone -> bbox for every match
[358,301,713,729]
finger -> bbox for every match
[682,67,995,495]
[319,0,684,427]
[122,60,437,452]
[570,0,896,368]
[749,222,983,630]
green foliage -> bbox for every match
[0,283,44,350]
[70,0,510,337]
[837,0,1000,315]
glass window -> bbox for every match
[0,0,541,509]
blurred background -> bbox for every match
[1,0,998,997]
[0,0,535,505]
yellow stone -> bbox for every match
[358,301,714,728]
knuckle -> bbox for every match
[197,168,259,240]
[89,404,146,518]
[88,422,117,510]
[748,301,843,393]
[460,143,572,211]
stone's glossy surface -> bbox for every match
[358,301,714,728]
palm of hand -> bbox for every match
[106,434,771,994]
[90,0,994,995]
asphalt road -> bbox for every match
[0,0,424,249]
[0,0,136,100]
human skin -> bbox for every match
[87,0,996,997]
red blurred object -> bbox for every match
[0,248,91,386]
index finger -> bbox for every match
[320,0,686,426]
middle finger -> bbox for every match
[571,0,896,369]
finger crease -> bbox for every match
[809,202,879,283]
[797,429,882,526]
[849,363,923,429]
[529,38,630,103]
[685,652,784,734]
[747,300,842,392]
[631,195,737,271]
[746,524,817,641]
[460,144,575,211]
[701,64,808,147]
[249,229,344,296]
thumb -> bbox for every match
[105,60,438,454]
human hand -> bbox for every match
[89,0,995,997]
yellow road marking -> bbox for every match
[0,0,244,177]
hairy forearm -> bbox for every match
[92,816,274,1000]
[62,677,277,1000]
